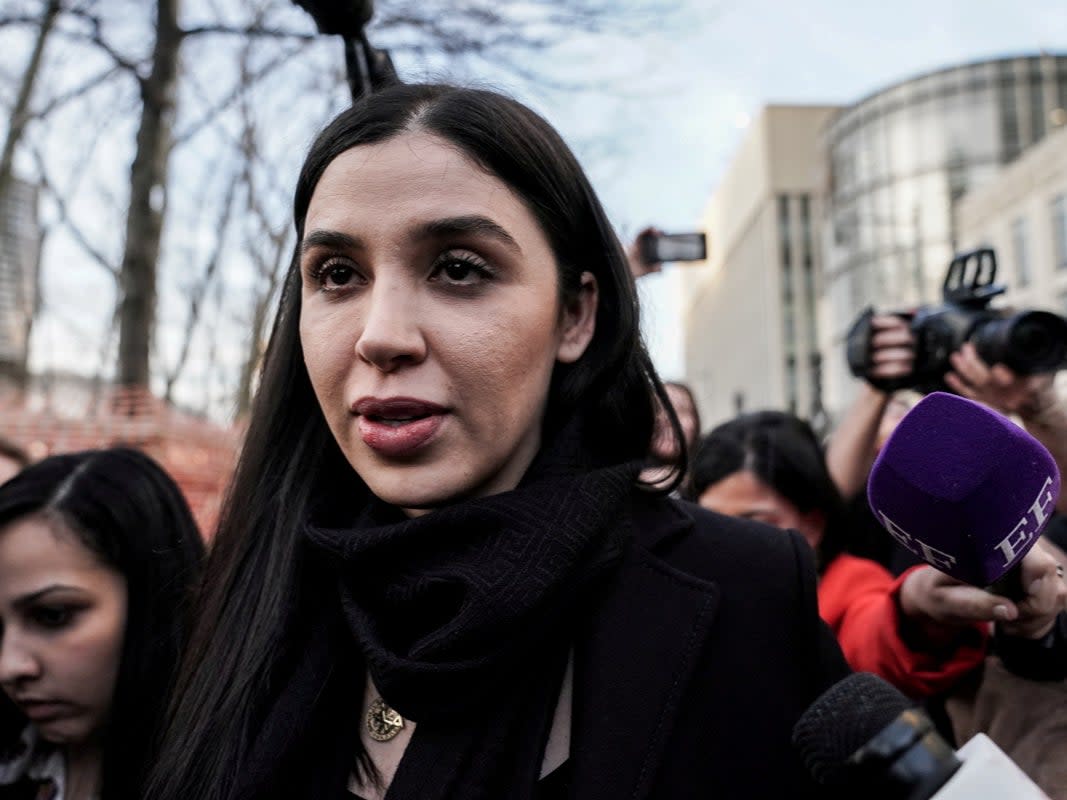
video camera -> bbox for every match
[846,247,1067,393]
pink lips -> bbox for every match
[16,699,73,722]
[352,396,447,458]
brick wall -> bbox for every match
[0,385,241,537]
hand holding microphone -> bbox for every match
[869,392,1067,634]
[899,540,1067,640]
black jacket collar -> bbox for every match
[570,497,721,799]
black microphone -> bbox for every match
[793,672,1049,799]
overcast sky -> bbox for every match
[533,0,1067,380]
[7,0,1067,412]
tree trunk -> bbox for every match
[116,0,181,389]
[0,0,61,388]
[0,0,61,201]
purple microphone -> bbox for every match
[868,392,1060,590]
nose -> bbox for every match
[0,631,42,687]
[354,280,427,372]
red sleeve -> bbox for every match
[818,555,988,699]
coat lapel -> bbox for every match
[570,500,720,800]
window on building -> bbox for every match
[1012,216,1031,287]
[1052,194,1067,270]
[999,64,1021,161]
[800,195,813,262]
[1029,72,1046,144]
[785,355,797,415]
[778,194,792,268]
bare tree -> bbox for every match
[0,0,677,414]
[163,170,238,403]
[0,0,60,386]
[0,0,60,202]
[116,0,181,388]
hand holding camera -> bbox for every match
[847,248,1067,395]
[945,343,1058,423]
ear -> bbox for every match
[556,271,598,364]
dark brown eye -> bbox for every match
[31,606,77,630]
[442,260,476,282]
[432,254,493,286]
[322,263,355,288]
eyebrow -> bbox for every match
[300,229,363,257]
[414,216,522,255]
[299,215,522,259]
[14,585,82,610]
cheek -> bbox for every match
[447,308,560,425]
[59,604,126,702]
[301,309,355,404]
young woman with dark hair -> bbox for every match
[0,448,205,800]
[146,84,849,800]
[691,411,1067,699]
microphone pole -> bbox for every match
[291,0,398,103]
[343,30,397,103]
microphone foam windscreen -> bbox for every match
[792,672,911,786]
[868,392,1060,587]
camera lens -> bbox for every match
[973,311,1067,374]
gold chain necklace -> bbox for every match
[365,696,406,742]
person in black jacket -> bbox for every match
[144,83,849,800]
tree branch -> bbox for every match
[164,171,238,401]
[180,24,316,41]
[29,147,120,279]
[30,65,122,121]
[62,8,146,80]
[171,40,312,147]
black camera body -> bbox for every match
[846,248,1067,393]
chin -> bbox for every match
[34,719,94,746]
[364,475,473,512]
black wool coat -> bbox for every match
[234,494,852,800]
[565,495,850,799]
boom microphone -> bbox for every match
[793,672,1049,798]
[867,392,1060,593]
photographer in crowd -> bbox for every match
[829,248,1067,568]
[819,247,1067,795]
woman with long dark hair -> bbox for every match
[0,448,205,800]
[147,84,849,800]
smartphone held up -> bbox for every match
[638,230,707,264]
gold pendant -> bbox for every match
[366,696,405,742]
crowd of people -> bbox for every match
[0,82,1064,799]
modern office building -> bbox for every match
[683,105,841,427]
[821,53,1067,415]
[0,175,40,380]
[954,122,1067,317]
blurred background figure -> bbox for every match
[0,438,29,486]
[644,380,701,491]
[0,448,204,800]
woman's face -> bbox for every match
[0,515,127,745]
[697,470,825,550]
[299,132,597,512]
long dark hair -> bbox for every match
[0,448,204,800]
[689,411,847,571]
[147,83,678,800]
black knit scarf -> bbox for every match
[269,427,640,800]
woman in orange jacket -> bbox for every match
[691,411,1066,698]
